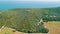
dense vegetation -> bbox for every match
[0,7,60,33]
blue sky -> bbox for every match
[0,0,59,1]
[0,0,60,10]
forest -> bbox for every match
[0,7,60,33]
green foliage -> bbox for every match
[36,23,49,33]
[2,8,60,33]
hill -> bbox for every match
[0,7,60,33]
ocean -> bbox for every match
[0,1,60,10]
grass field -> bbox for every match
[0,21,60,34]
[44,21,60,34]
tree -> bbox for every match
[0,9,49,33]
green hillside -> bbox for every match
[0,7,60,33]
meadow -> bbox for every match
[44,21,60,34]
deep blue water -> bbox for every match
[0,1,60,10]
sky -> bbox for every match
[0,0,60,10]
[0,0,59,1]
